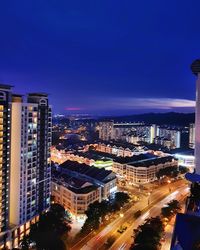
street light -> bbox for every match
[120,213,124,218]
[167,180,171,192]
[147,192,151,205]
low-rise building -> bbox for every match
[172,149,195,171]
[51,161,117,219]
[52,171,101,220]
[112,154,177,184]
[51,147,113,169]
[93,142,148,157]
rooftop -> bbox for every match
[170,148,194,156]
[0,84,13,90]
[58,160,116,183]
[129,155,174,168]
[74,150,113,161]
[82,150,157,164]
[113,124,149,128]
[99,140,148,151]
[28,92,48,97]
[52,169,98,194]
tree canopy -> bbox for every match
[28,203,71,250]
[130,217,164,250]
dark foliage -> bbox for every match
[130,217,164,250]
[29,203,71,250]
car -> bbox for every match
[161,237,165,242]
[117,225,127,234]
[134,210,142,218]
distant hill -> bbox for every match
[100,112,195,126]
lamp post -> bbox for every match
[147,192,151,205]
[167,180,171,192]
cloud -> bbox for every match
[87,97,195,110]
[65,107,83,111]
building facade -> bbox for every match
[0,85,12,234]
[52,174,101,220]
[189,123,195,149]
[158,127,181,148]
[112,156,177,184]
[98,121,155,143]
[52,161,117,205]
[0,85,52,249]
[99,121,114,141]
[10,93,52,226]
[95,142,148,157]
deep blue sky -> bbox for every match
[0,0,199,115]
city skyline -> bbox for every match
[0,1,199,115]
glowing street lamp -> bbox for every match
[167,180,171,192]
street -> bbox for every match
[110,185,189,250]
[70,179,188,250]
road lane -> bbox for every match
[110,185,189,250]
[74,180,188,250]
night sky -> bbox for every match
[0,1,199,115]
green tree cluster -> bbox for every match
[156,166,179,179]
[81,192,130,234]
[156,165,189,180]
[18,203,71,250]
[130,217,164,250]
[161,199,180,219]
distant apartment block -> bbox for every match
[99,121,186,149]
[189,123,195,149]
[99,121,156,143]
[157,127,181,149]
[99,121,114,141]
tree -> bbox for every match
[161,200,180,219]
[161,206,172,218]
[81,200,110,234]
[156,166,179,179]
[29,203,71,250]
[179,166,189,174]
[81,193,130,235]
[19,235,31,250]
[191,183,200,201]
[168,200,180,213]
[81,216,100,234]
[131,217,164,250]
[113,192,130,209]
